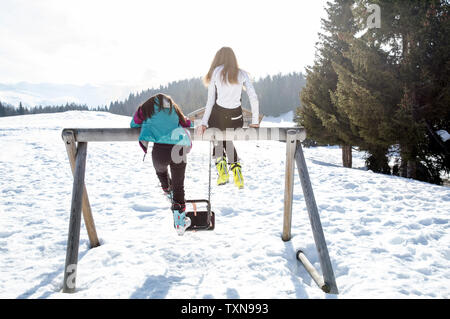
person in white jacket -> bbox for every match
[197,47,260,189]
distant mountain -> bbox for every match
[0,82,134,108]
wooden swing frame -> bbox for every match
[61,127,338,294]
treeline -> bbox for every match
[109,72,306,117]
[1,72,306,119]
[0,101,107,117]
[109,78,207,117]
[297,0,449,185]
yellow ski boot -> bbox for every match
[230,162,244,189]
[215,157,229,185]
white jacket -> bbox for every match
[201,65,259,126]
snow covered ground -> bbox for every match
[0,111,449,299]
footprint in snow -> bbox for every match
[343,182,359,190]
[131,204,160,212]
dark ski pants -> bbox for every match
[208,103,243,163]
[152,143,187,204]
[213,141,239,164]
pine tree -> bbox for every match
[298,61,343,147]
[330,31,403,173]
[298,0,360,167]
[18,102,25,115]
[354,0,450,181]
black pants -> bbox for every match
[208,103,244,163]
[152,143,187,204]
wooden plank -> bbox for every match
[68,128,140,142]
[63,142,88,293]
[62,131,99,248]
[295,143,339,294]
[282,130,297,241]
[62,127,306,143]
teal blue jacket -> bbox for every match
[130,105,192,153]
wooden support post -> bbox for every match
[295,143,338,294]
[282,130,297,241]
[296,250,329,293]
[62,131,99,248]
[63,142,88,293]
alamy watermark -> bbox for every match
[64,264,77,290]
[169,126,304,164]
[367,4,381,29]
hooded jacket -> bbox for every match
[130,97,192,153]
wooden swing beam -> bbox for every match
[61,127,338,294]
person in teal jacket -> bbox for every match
[130,93,193,235]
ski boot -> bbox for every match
[172,202,191,236]
[215,156,229,185]
[230,162,244,189]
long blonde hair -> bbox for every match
[204,47,239,85]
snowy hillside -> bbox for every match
[0,111,449,299]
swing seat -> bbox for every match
[185,199,215,231]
